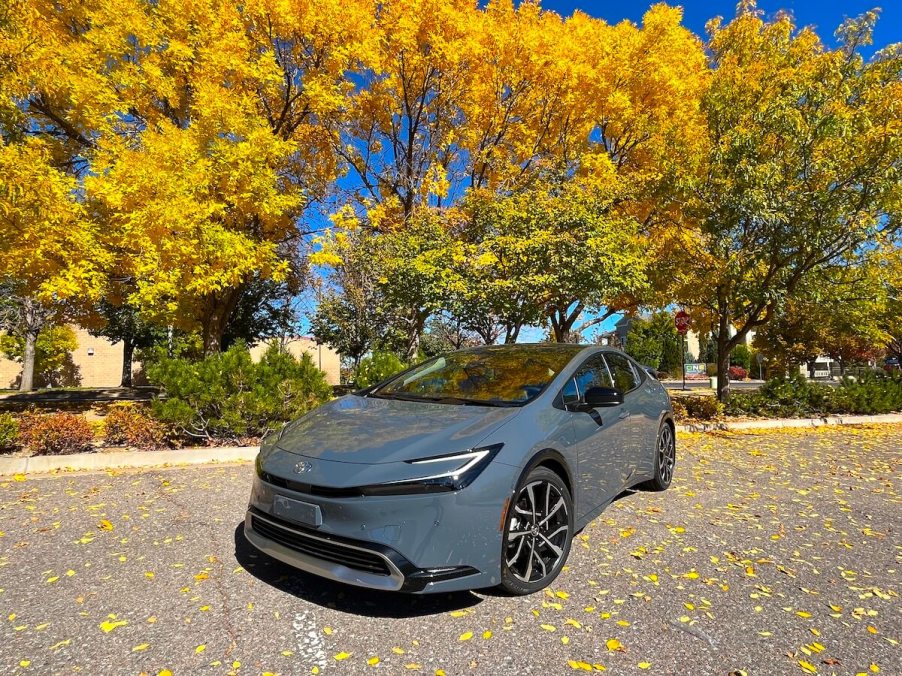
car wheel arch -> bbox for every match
[515,448,573,498]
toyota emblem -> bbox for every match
[293,461,313,474]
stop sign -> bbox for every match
[674,310,690,335]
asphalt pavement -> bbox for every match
[1,425,899,675]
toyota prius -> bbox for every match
[245,344,675,595]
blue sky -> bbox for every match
[541,1,901,56]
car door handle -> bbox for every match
[618,411,631,420]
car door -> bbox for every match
[600,351,645,487]
[565,354,631,520]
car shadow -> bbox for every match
[233,523,484,618]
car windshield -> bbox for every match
[369,345,584,406]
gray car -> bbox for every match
[245,344,675,595]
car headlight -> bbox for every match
[357,443,504,496]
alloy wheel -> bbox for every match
[505,480,569,583]
[659,424,675,485]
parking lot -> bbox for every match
[1,425,899,675]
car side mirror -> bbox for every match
[583,386,623,408]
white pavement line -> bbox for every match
[293,608,328,672]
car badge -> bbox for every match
[293,461,313,474]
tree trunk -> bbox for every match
[549,302,582,343]
[200,287,243,356]
[20,328,37,392]
[120,336,134,388]
[403,307,428,362]
[715,308,732,402]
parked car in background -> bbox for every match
[245,344,675,595]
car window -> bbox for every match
[373,344,584,405]
[560,377,580,406]
[574,355,614,396]
[603,352,640,392]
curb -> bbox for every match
[677,412,902,433]
[0,446,258,477]
[2,413,900,477]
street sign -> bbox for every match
[674,310,690,335]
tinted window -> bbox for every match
[603,352,640,392]
[574,355,614,396]
[373,345,584,405]
[561,377,580,406]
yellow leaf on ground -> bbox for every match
[99,619,128,633]
[798,660,817,674]
[334,652,351,661]
[368,656,380,666]
[606,639,624,652]
[132,644,150,652]
[98,520,114,531]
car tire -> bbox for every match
[498,466,574,595]
[644,422,675,492]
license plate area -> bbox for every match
[272,495,323,528]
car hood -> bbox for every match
[275,394,520,464]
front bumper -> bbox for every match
[244,461,516,593]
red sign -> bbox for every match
[674,310,690,335]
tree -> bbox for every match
[2,0,370,354]
[656,5,902,400]
[85,299,164,388]
[0,323,78,388]
[309,227,400,369]
[0,137,110,390]
[420,315,482,357]
[624,311,682,372]
[462,182,647,343]
[753,260,891,376]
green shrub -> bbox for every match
[726,373,833,418]
[0,413,19,452]
[354,351,408,389]
[103,404,166,449]
[146,343,332,441]
[832,371,902,415]
[731,344,752,370]
[726,371,902,418]
[18,412,94,455]
[681,396,724,420]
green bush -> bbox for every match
[103,404,166,449]
[731,344,752,370]
[726,371,902,418]
[146,343,332,441]
[0,413,19,452]
[832,371,902,415]
[354,351,408,389]
[18,412,95,455]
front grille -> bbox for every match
[250,515,391,576]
